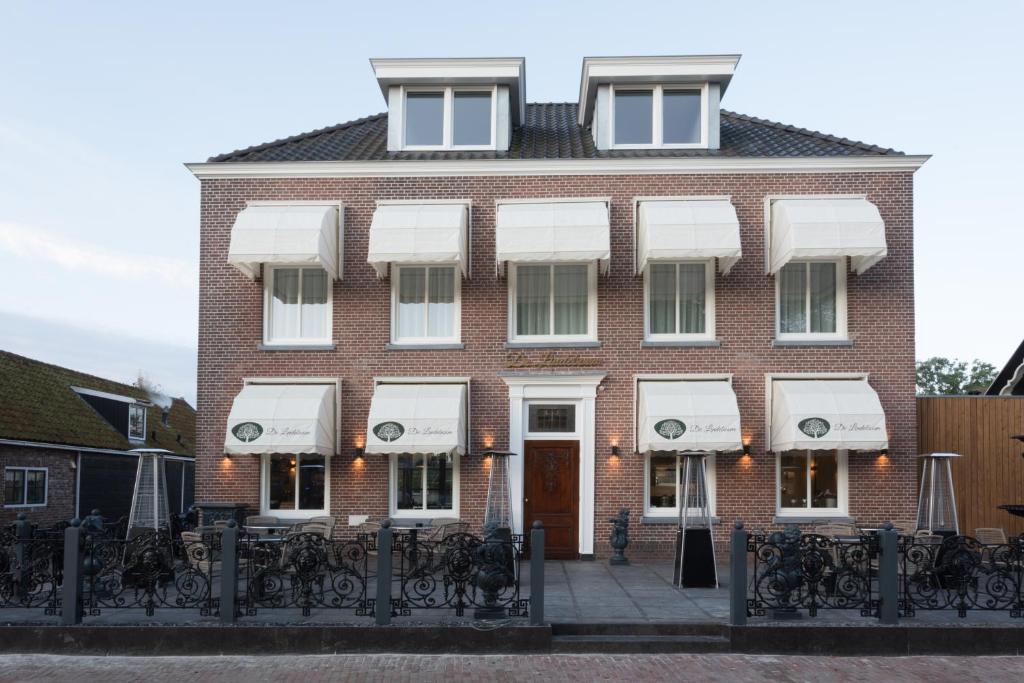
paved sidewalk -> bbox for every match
[1,653,1023,682]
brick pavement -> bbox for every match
[0,653,1022,682]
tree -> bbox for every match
[916,357,997,395]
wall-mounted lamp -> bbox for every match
[879,448,889,458]
[223,452,232,460]
[742,443,751,457]
[611,445,620,457]
[354,447,364,459]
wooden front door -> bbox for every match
[524,440,580,560]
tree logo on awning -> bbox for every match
[373,421,405,442]
[654,419,686,440]
[798,418,831,439]
[232,422,263,443]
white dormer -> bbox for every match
[371,57,526,153]
[578,55,740,151]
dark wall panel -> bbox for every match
[78,454,137,521]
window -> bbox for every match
[264,454,327,513]
[510,263,596,341]
[392,453,458,515]
[645,261,714,340]
[128,404,146,441]
[777,450,847,514]
[528,404,576,433]
[4,467,47,507]
[776,261,846,339]
[644,455,716,516]
[403,87,495,150]
[264,266,331,345]
[392,265,459,344]
[612,85,705,148]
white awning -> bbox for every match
[367,203,469,278]
[224,384,336,456]
[769,198,887,275]
[637,381,742,453]
[364,383,467,456]
[227,204,341,280]
[495,201,611,274]
[771,380,888,452]
[637,200,742,275]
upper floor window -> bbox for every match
[392,265,460,345]
[128,404,147,441]
[509,263,596,342]
[613,85,704,148]
[403,87,495,150]
[264,266,331,345]
[645,261,714,341]
[776,261,847,340]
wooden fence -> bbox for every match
[917,395,1024,537]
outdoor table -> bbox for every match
[244,524,295,536]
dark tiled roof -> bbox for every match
[209,103,902,163]
[987,339,1024,396]
[0,351,195,455]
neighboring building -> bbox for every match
[986,338,1024,396]
[0,351,196,527]
[188,55,927,558]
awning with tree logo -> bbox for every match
[769,198,887,275]
[637,380,742,453]
[367,202,470,278]
[224,383,336,456]
[364,383,467,456]
[227,204,342,280]
[770,379,888,452]
[636,199,742,275]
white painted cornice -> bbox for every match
[186,155,929,180]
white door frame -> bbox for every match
[501,372,605,556]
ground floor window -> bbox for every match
[393,452,458,515]
[777,450,847,513]
[644,454,715,516]
[264,454,327,513]
[4,467,47,507]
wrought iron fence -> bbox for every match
[392,529,528,618]
[898,534,1024,618]
[0,529,63,612]
[747,530,878,618]
[238,531,374,618]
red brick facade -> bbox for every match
[0,445,77,528]
[196,171,916,557]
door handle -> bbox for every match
[524,498,529,503]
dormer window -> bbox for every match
[403,87,495,149]
[128,403,146,441]
[612,85,705,148]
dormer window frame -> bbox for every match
[609,82,709,150]
[401,84,498,152]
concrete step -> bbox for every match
[552,622,728,637]
[551,634,730,654]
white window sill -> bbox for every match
[386,342,465,351]
[641,515,720,525]
[505,340,601,349]
[265,511,329,519]
[773,513,854,524]
[4,504,46,509]
[642,339,720,348]
[257,343,336,351]
[390,513,457,522]
[772,339,853,348]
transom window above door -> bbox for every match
[645,261,714,340]
[527,404,576,433]
[392,265,460,345]
[264,266,332,345]
[510,263,596,342]
[613,85,705,148]
[403,87,495,150]
[776,261,847,340]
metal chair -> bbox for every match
[973,528,1008,545]
[244,515,280,538]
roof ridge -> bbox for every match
[721,110,902,155]
[0,349,144,397]
[208,112,388,162]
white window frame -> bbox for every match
[127,403,147,441]
[262,264,334,346]
[507,261,599,343]
[4,466,48,508]
[388,452,461,519]
[643,259,716,341]
[643,453,716,518]
[610,83,708,149]
[259,453,331,519]
[390,264,462,345]
[774,260,848,341]
[775,449,850,518]
[401,85,497,151]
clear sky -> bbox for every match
[1,1,1021,405]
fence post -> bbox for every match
[375,519,392,626]
[13,513,32,600]
[61,518,83,625]
[729,520,748,626]
[219,520,239,625]
[878,521,899,625]
[530,520,545,626]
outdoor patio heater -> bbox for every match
[126,448,174,539]
[481,450,516,537]
[673,452,718,588]
[916,452,961,536]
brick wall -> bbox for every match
[0,445,77,528]
[196,171,917,558]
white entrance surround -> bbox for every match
[501,372,605,556]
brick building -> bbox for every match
[188,55,927,558]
